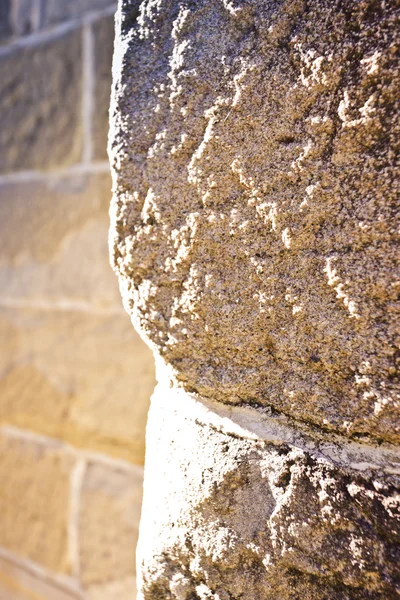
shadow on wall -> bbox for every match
[0,2,156,599]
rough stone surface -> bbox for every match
[110,0,400,443]
[0,28,82,172]
[109,0,400,597]
[0,306,154,464]
[0,429,75,573]
[138,385,400,600]
[79,461,142,597]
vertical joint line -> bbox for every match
[82,22,94,164]
[69,459,87,582]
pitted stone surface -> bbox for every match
[137,386,400,600]
[109,0,399,443]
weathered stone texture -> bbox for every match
[110,0,400,443]
[79,461,142,598]
[0,29,82,172]
[138,386,400,600]
[110,0,400,597]
[0,429,74,573]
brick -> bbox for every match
[79,461,142,594]
[0,171,120,309]
[0,28,82,173]
[0,429,75,573]
[40,1,114,28]
[0,307,155,464]
[92,14,114,159]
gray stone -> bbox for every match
[0,28,82,172]
[109,0,400,597]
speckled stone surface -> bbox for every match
[109,0,400,597]
[110,0,399,443]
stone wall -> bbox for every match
[109,1,400,598]
[0,2,155,599]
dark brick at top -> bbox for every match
[0,27,82,173]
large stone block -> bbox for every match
[93,14,114,160]
[79,461,142,597]
[0,307,155,464]
[109,0,399,444]
[138,384,400,600]
[0,27,82,172]
[0,429,75,573]
[110,0,400,597]
[0,172,120,309]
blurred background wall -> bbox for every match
[0,2,155,598]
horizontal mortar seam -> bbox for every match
[154,380,400,475]
[0,425,145,476]
[0,161,111,184]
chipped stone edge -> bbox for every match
[154,361,400,477]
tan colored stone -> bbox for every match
[0,28,82,173]
[0,172,121,310]
[79,461,142,591]
[0,554,81,600]
[110,0,400,443]
[0,429,75,574]
[0,307,154,464]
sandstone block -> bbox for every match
[0,429,75,573]
[0,172,121,309]
[79,461,142,596]
[0,307,154,464]
[93,14,114,160]
[0,554,80,600]
[0,28,82,173]
[109,0,400,443]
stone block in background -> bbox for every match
[40,0,113,29]
[0,27,82,173]
[79,461,142,599]
[93,14,114,160]
[0,172,120,309]
[0,307,154,464]
[0,429,75,573]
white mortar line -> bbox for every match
[153,375,400,476]
[0,547,83,599]
[0,161,110,185]
[0,4,117,57]
[0,298,125,316]
[81,23,94,165]
[0,426,145,476]
[69,460,87,581]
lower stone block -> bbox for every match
[79,461,143,597]
[137,383,400,600]
[0,429,75,574]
